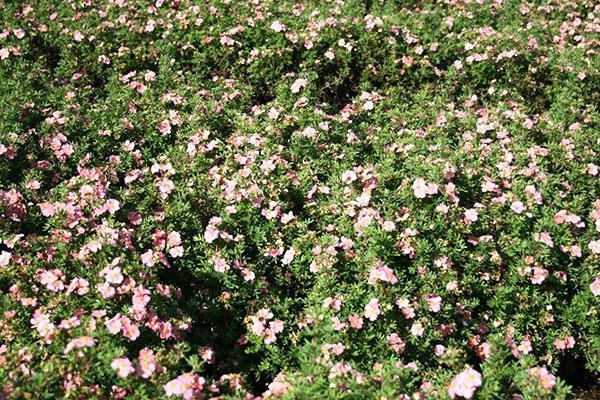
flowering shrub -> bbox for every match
[0,0,599,398]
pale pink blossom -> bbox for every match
[64,336,95,354]
[213,256,230,273]
[282,248,296,265]
[529,367,556,390]
[0,251,11,267]
[427,295,442,312]
[111,357,134,378]
[270,20,284,32]
[157,120,172,135]
[204,224,219,243]
[348,314,363,329]
[588,240,600,254]
[164,373,205,399]
[590,276,600,296]
[534,232,554,248]
[531,266,548,284]
[410,322,424,337]
[290,78,308,93]
[511,201,525,214]
[448,368,482,399]
[105,267,124,285]
[464,209,479,223]
[141,249,156,267]
[364,298,381,321]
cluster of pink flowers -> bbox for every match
[248,309,284,344]
[266,373,292,397]
[0,0,598,398]
[412,178,439,199]
[140,230,183,267]
[105,314,140,341]
[367,262,398,285]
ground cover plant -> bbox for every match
[0,0,599,398]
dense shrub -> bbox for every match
[0,0,599,398]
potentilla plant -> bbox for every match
[0,0,598,398]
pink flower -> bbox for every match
[38,269,65,292]
[204,225,219,243]
[386,333,406,354]
[137,349,159,379]
[241,268,255,281]
[105,267,124,285]
[517,339,532,354]
[157,120,172,135]
[270,20,284,32]
[14,28,26,39]
[412,178,438,199]
[511,201,525,214]
[144,71,156,81]
[427,295,442,312]
[435,345,446,356]
[290,78,308,93]
[99,282,116,298]
[39,202,57,217]
[531,266,548,284]
[106,199,120,214]
[412,178,428,199]
[213,256,230,273]
[464,209,479,223]
[348,314,363,329]
[267,374,291,396]
[534,232,554,248]
[105,315,123,334]
[269,320,284,334]
[164,373,205,399]
[31,310,56,343]
[157,178,175,195]
[590,276,600,296]
[382,220,396,232]
[66,278,89,295]
[268,107,280,119]
[368,264,398,286]
[436,204,449,214]
[73,31,85,41]
[167,231,181,247]
[301,127,317,138]
[64,336,95,354]
[342,170,357,184]
[281,247,296,265]
[111,357,134,378]
[588,240,600,254]
[200,347,215,364]
[410,322,424,337]
[169,246,184,258]
[564,336,576,349]
[122,321,140,341]
[448,368,482,399]
[0,251,11,267]
[280,211,295,224]
[529,367,556,390]
[364,298,381,321]
[141,249,155,267]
